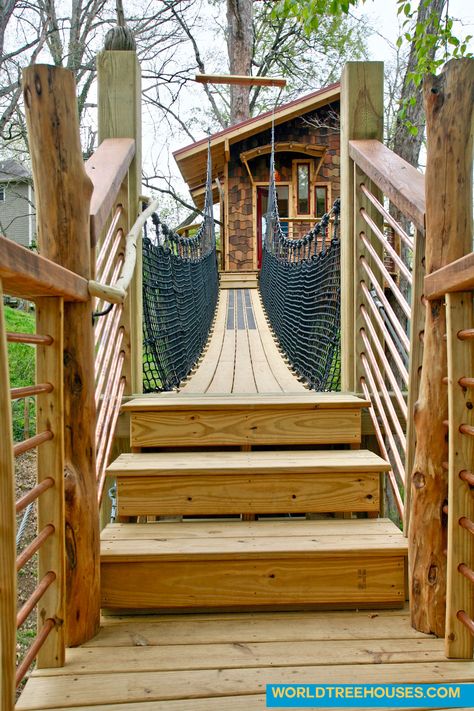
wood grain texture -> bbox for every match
[130,407,362,447]
[0,282,16,711]
[348,140,425,232]
[340,62,383,391]
[445,292,474,658]
[85,138,135,247]
[409,58,474,637]
[23,64,100,645]
[35,298,65,669]
[0,234,88,303]
[424,251,474,301]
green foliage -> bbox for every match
[4,305,36,440]
[273,0,363,35]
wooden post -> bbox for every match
[97,50,142,395]
[340,62,384,392]
[36,297,65,668]
[0,283,16,711]
[408,58,474,636]
[22,65,100,646]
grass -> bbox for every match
[4,304,36,440]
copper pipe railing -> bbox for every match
[97,375,126,503]
[458,328,474,341]
[95,319,124,404]
[96,205,123,274]
[360,207,412,284]
[96,230,123,287]
[11,383,53,400]
[459,563,474,585]
[95,306,123,380]
[16,477,54,514]
[7,332,53,346]
[460,423,474,437]
[96,338,125,439]
[16,524,55,571]
[96,353,125,474]
[16,571,56,628]
[359,183,414,251]
[360,256,410,351]
[95,254,124,312]
[360,328,407,447]
[360,232,412,320]
[459,517,474,535]
[360,287,409,384]
[457,610,474,636]
[459,377,474,388]
[14,430,53,457]
[360,377,404,517]
[16,618,56,687]
[460,470,474,487]
[360,354,406,486]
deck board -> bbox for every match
[181,288,306,394]
[17,607,474,710]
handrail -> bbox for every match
[85,138,135,247]
[88,196,160,304]
[425,251,474,300]
[0,235,89,302]
[349,139,425,232]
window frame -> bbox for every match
[314,182,331,220]
[293,160,312,217]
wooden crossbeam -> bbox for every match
[195,73,286,88]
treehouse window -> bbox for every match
[315,184,328,218]
[0,186,5,202]
[296,163,310,215]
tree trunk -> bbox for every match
[227,0,253,124]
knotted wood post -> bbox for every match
[409,58,474,636]
[23,65,101,646]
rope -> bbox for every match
[142,141,218,392]
[260,120,341,391]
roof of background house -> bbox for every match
[173,82,340,209]
[0,160,31,183]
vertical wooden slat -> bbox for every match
[340,61,384,391]
[97,50,143,395]
[0,280,16,711]
[23,64,100,646]
[404,228,425,534]
[445,291,474,658]
[35,297,65,668]
[409,58,474,636]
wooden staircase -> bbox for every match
[101,393,407,612]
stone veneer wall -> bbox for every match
[226,103,340,271]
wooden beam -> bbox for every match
[23,64,101,646]
[85,138,135,248]
[0,282,16,711]
[195,73,286,88]
[409,58,474,637]
[240,142,325,163]
[349,139,425,233]
[424,251,474,301]
[0,235,89,302]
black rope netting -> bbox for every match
[142,145,218,392]
[259,127,341,391]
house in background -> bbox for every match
[0,159,36,248]
[173,83,340,277]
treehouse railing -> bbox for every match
[0,235,90,706]
[424,254,474,659]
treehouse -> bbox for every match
[1,51,474,711]
[173,84,341,280]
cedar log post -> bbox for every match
[22,65,101,645]
[97,49,143,395]
[340,62,384,392]
[409,58,474,636]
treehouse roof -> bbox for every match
[173,82,340,209]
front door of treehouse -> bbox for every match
[256,185,289,268]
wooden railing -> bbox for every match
[425,253,474,659]
[0,236,89,707]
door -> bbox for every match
[256,185,290,269]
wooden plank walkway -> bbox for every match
[181,289,307,393]
[17,607,474,710]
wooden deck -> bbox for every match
[180,289,307,394]
[17,607,474,710]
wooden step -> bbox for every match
[122,392,370,448]
[220,271,258,289]
[100,518,407,611]
[108,449,389,517]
